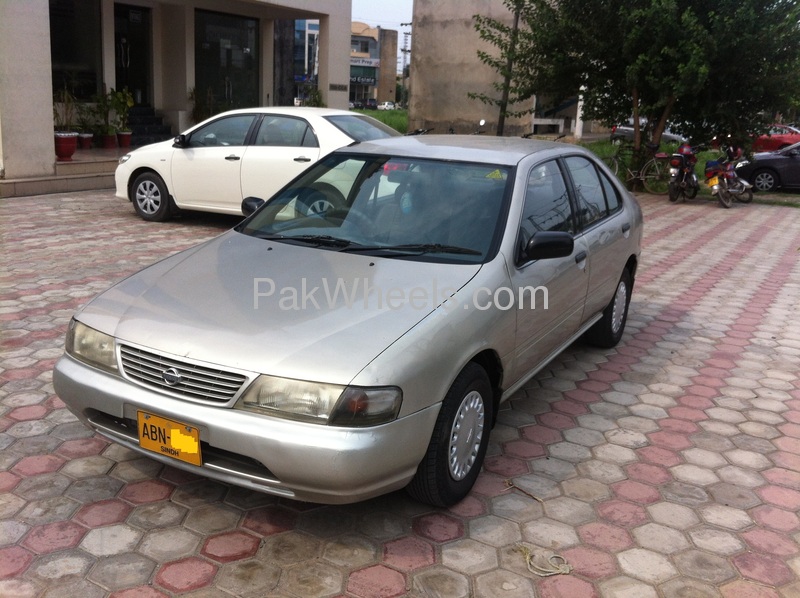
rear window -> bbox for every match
[325,115,401,142]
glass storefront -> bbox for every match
[194,9,260,116]
[49,0,102,100]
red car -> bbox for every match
[752,124,800,151]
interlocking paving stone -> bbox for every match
[3,191,800,595]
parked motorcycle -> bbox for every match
[704,144,753,208]
[668,143,702,202]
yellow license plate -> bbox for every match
[708,176,719,186]
[137,411,201,466]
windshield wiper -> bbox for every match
[252,233,353,248]
[342,243,481,256]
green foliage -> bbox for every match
[301,85,327,108]
[53,85,76,132]
[475,0,800,149]
[352,109,408,134]
[108,87,134,131]
[92,87,116,135]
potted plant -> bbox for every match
[75,103,96,149]
[53,86,79,160]
[109,87,134,148]
[93,87,117,148]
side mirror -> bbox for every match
[172,134,187,148]
[520,231,574,263]
[241,197,265,216]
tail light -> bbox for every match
[669,157,682,168]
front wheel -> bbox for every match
[585,269,632,348]
[132,172,174,222]
[641,159,669,194]
[751,169,778,192]
[406,363,493,507]
[717,187,733,208]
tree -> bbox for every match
[470,0,532,135]
[473,0,800,151]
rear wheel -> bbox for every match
[585,269,632,348]
[641,159,669,194]
[296,185,345,215]
[407,363,493,507]
[668,181,681,202]
[685,183,699,199]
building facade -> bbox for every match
[349,22,397,106]
[0,0,350,182]
[408,0,585,137]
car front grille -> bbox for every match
[119,344,249,403]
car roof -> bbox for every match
[338,134,580,166]
[197,107,355,119]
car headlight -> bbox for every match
[65,319,118,372]
[118,154,132,165]
[236,375,402,426]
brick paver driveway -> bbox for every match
[1,190,800,597]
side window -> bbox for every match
[565,156,607,227]
[600,170,621,213]
[255,116,318,148]
[186,115,255,148]
[520,160,574,247]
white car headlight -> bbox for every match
[236,375,402,426]
[65,319,118,372]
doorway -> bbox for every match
[114,3,151,105]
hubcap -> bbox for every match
[611,280,628,335]
[448,390,485,481]
[307,198,334,214]
[136,181,161,215]
[754,173,774,192]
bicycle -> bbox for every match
[603,141,670,195]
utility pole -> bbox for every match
[401,30,410,107]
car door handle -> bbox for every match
[622,222,631,233]
[225,155,241,161]
[575,251,587,263]
[293,156,312,163]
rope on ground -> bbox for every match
[503,479,545,506]
[504,480,573,577]
[514,543,574,577]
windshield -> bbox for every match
[325,115,402,142]
[238,154,511,264]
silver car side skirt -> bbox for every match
[500,312,603,403]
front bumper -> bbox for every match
[53,354,438,504]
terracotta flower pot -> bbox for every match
[55,132,79,161]
[117,131,132,148]
[78,133,93,149]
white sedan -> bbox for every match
[115,107,400,221]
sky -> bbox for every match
[351,0,414,31]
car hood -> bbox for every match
[127,138,175,159]
[76,231,481,384]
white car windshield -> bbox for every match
[239,155,511,263]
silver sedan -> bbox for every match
[55,136,643,506]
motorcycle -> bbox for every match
[704,143,753,208]
[668,143,701,202]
